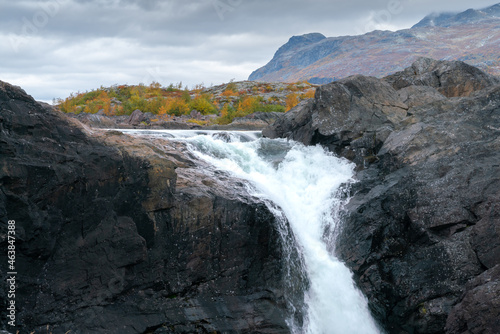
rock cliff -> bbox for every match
[0,81,304,333]
[263,58,500,333]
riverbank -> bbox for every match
[60,107,283,131]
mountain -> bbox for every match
[249,3,500,84]
[413,3,500,27]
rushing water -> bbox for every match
[118,129,381,334]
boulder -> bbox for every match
[127,108,145,125]
[384,57,500,97]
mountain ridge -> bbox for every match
[413,3,500,28]
[249,3,500,84]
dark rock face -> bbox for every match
[0,80,304,333]
[445,265,500,334]
[263,74,409,168]
[263,59,500,334]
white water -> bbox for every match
[179,134,382,334]
[107,129,262,142]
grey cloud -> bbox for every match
[0,0,498,102]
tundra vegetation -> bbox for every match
[56,81,317,125]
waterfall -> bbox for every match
[180,133,382,334]
[118,129,381,333]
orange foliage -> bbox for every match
[303,89,316,99]
[158,104,169,115]
[286,93,299,111]
[237,96,259,114]
[222,89,238,97]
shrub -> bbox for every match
[260,104,285,113]
[217,103,237,125]
[190,95,217,115]
[286,93,299,111]
[222,89,238,97]
[187,119,209,126]
[162,97,190,116]
[181,89,191,103]
[237,96,261,115]
[302,89,316,99]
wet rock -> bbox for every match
[342,82,500,334]
[211,131,234,142]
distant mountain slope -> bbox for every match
[249,3,500,84]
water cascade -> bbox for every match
[177,133,382,334]
[117,128,381,333]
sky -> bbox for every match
[0,0,498,103]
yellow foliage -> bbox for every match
[218,103,236,125]
[237,96,259,114]
[147,81,163,98]
[163,97,190,116]
[286,93,299,111]
[222,89,237,97]
[158,105,169,115]
[303,89,316,99]
[190,95,217,115]
[220,103,231,118]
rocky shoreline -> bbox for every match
[63,107,284,131]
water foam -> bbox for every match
[183,135,381,334]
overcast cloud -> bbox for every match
[0,0,498,102]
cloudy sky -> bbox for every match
[1,0,498,102]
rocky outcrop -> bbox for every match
[0,81,304,333]
[67,109,283,131]
[384,57,500,97]
[263,58,500,333]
